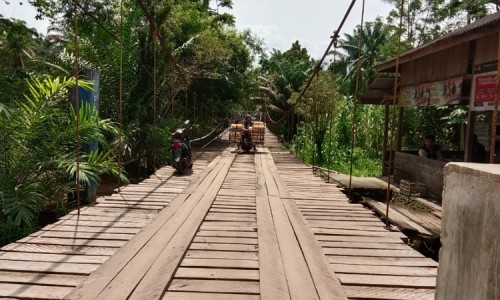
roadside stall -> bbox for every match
[361,12,500,199]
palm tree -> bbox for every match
[333,19,392,95]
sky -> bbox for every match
[1,0,395,59]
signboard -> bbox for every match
[471,71,499,111]
[399,77,463,107]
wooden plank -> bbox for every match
[196,231,258,238]
[168,279,260,294]
[54,220,147,228]
[323,248,424,258]
[0,259,99,275]
[17,237,126,248]
[1,243,117,256]
[265,194,318,299]
[320,241,410,250]
[337,273,436,288]
[185,250,259,261]
[125,150,236,300]
[315,234,404,244]
[164,292,260,300]
[343,285,435,300]
[254,154,290,300]
[193,236,258,245]
[40,225,141,234]
[262,151,347,300]
[0,271,84,286]
[181,258,259,269]
[0,252,109,264]
[30,231,134,241]
[331,264,437,277]
[199,225,257,232]
[0,283,73,299]
[363,199,434,237]
[327,255,438,267]
[312,228,406,238]
[175,267,259,281]
[189,243,257,252]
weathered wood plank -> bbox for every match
[0,283,73,299]
[185,250,259,261]
[0,259,99,275]
[175,267,259,281]
[0,271,84,286]
[181,258,259,269]
[337,273,436,288]
[343,285,435,300]
[254,154,290,300]
[163,292,260,300]
[168,279,260,294]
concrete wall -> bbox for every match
[436,163,500,300]
[394,151,446,199]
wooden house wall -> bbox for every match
[400,44,469,87]
[474,33,499,66]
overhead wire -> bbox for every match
[348,0,366,201]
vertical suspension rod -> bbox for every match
[385,0,405,227]
[348,0,366,201]
[73,0,81,214]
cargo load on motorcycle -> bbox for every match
[228,112,265,152]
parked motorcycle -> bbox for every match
[171,120,193,173]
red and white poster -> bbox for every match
[472,71,500,111]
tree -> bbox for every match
[334,19,394,95]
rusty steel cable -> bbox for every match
[311,73,320,173]
[348,0,366,201]
[327,44,338,183]
[73,0,81,215]
[293,0,358,109]
[153,30,157,171]
[385,0,405,228]
[490,34,500,163]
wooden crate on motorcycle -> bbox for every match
[229,124,243,142]
[252,121,265,144]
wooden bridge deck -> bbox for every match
[0,132,438,299]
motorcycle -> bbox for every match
[239,126,255,152]
[171,120,193,173]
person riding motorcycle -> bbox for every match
[239,115,256,151]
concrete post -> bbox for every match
[436,163,500,300]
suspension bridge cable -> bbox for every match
[348,0,366,202]
[73,0,81,215]
[293,0,358,109]
[385,0,405,228]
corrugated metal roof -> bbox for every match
[376,12,500,71]
[369,76,396,90]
